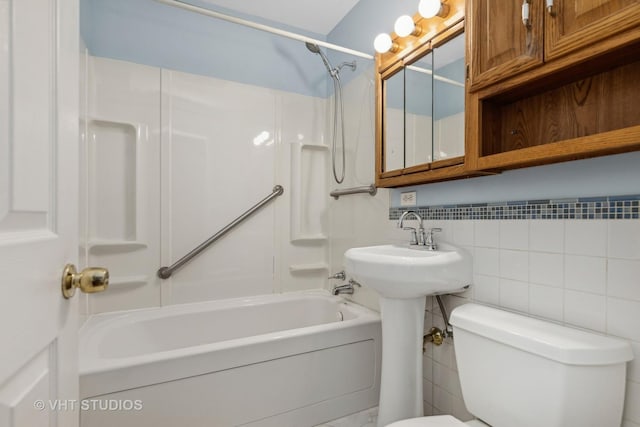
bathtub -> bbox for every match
[79,291,381,427]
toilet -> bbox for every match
[388,303,634,427]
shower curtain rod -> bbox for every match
[154,0,375,60]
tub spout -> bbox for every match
[332,279,361,295]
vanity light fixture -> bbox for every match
[374,33,398,53]
[394,15,422,37]
[418,0,450,19]
[373,1,449,54]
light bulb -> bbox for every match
[374,33,393,53]
[419,0,443,18]
[394,15,415,37]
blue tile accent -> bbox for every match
[389,194,640,220]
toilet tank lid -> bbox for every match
[450,304,633,365]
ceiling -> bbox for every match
[200,0,362,35]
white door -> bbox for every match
[0,1,80,426]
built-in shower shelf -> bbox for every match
[85,240,148,252]
[87,118,147,251]
[289,263,329,273]
[108,275,148,287]
[290,142,329,243]
[291,234,328,243]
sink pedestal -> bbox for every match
[343,243,472,427]
[377,295,426,427]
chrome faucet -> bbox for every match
[397,210,425,246]
[397,211,442,250]
[332,279,361,295]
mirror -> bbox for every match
[405,52,433,168]
[377,26,466,185]
[433,33,465,162]
[383,69,405,172]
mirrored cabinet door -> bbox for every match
[432,32,465,163]
[405,53,433,168]
[383,69,405,172]
[375,8,468,187]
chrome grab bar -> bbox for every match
[330,184,376,200]
[157,185,284,279]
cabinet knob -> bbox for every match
[521,0,532,28]
[546,0,556,16]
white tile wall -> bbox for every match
[499,249,529,281]
[565,220,608,257]
[413,217,640,425]
[564,289,607,331]
[529,252,563,287]
[474,220,499,248]
[609,221,640,259]
[529,220,564,253]
[609,259,640,301]
[564,255,607,294]
[529,283,563,321]
[499,278,529,312]
[499,220,529,250]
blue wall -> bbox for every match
[389,152,640,207]
[81,0,331,97]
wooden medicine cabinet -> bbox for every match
[466,0,640,172]
[375,0,474,188]
[376,0,640,188]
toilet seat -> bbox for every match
[386,415,488,427]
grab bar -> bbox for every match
[157,185,284,279]
[330,184,377,200]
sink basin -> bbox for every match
[344,242,472,426]
[344,243,472,298]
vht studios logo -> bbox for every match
[33,399,143,411]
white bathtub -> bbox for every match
[79,291,381,427]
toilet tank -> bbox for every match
[450,304,633,427]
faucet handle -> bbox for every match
[425,228,442,250]
[328,271,346,281]
[402,227,419,245]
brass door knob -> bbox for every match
[61,264,109,299]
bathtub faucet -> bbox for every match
[332,279,361,296]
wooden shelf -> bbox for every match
[474,59,640,171]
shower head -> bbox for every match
[305,42,335,76]
[305,42,321,54]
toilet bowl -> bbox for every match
[384,303,633,427]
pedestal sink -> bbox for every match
[344,243,472,427]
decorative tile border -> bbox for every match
[389,194,640,220]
